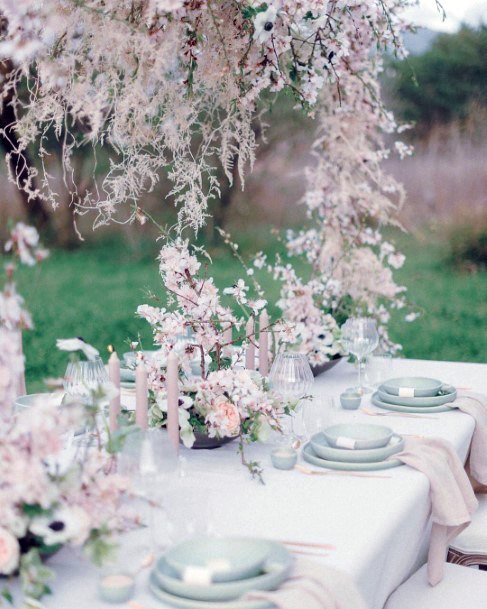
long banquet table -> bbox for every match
[10,358,487,609]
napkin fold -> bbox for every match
[393,437,478,586]
[450,391,487,486]
[244,559,367,609]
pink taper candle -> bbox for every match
[223,323,232,345]
[259,310,269,376]
[166,351,180,453]
[135,359,148,430]
[245,317,255,370]
[16,331,26,397]
[108,350,121,432]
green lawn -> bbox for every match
[14,230,486,392]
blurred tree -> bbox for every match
[390,25,487,126]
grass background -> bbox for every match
[16,228,486,393]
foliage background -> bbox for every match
[1,24,486,389]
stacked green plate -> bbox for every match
[372,377,457,414]
[148,539,293,608]
[302,423,405,471]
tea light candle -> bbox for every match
[98,573,135,603]
[271,447,298,470]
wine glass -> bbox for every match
[269,352,314,446]
[341,317,379,394]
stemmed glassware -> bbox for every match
[269,352,314,446]
[341,317,379,394]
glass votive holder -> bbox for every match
[340,391,362,410]
[270,447,298,470]
[98,572,135,603]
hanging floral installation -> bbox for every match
[0,0,425,357]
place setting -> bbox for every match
[370,376,458,414]
[147,537,294,609]
[301,423,405,473]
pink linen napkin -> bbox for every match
[449,391,487,485]
[244,559,367,609]
[393,437,478,585]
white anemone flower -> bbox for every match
[56,337,99,361]
[30,506,91,546]
[253,6,278,44]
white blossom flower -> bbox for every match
[56,338,99,361]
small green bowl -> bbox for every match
[165,537,270,583]
[340,392,361,410]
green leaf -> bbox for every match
[1,588,13,605]
[21,504,50,518]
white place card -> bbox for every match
[398,387,415,397]
[335,436,357,449]
[182,566,212,586]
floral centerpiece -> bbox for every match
[0,391,130,605]
[136,239,292,478]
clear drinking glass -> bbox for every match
[269,352,314,445]
[119,429,179,553]
[302,396,336,439]
[63,356,109,403]
[341,317,379,394]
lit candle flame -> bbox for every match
[108,344,114,354]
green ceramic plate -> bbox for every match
[302,442,404,471]
[377,385,456,407]
[120,381,136,389]
[154,541,292,602]
[310,433,404,463]
[323,423,393,449]
[371,392,452,414]
[120,367,136,382]
[381,377,442,397]
[148,572,274,609]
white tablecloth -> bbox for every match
[10,358,486,609]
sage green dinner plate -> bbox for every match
[377,385,456,407]
[148,572,274,609]
[310,433,404,463]
[371,392,453,414]
[302,443,403,471]
[154,541,292,602]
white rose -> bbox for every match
[0,527,20,575]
